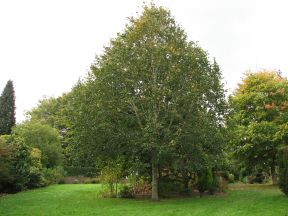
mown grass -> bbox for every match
[0,183,287,216]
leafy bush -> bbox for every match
[244,171,266,184]
[59,176,80,184]
[6,141,44,192]
[247,175,255,184]
[57,176,101,184]
[42,166,66,186]
[119,185,134,198]
[179,188,192,196]
[130,177,151,196]
[90,177,100,184]
[253,171,266,183]
[217,176,228,193]
[58,178,65,184]
[0,137,46,192]
[100,188,117,198]
[197,168,213,197]
[228,173,235,183]
[159,178,183,197]
[99,160,123,198]
[278,146,288,196]
[209,174,219,195]
[158,178,192,197]
[27,148,44,188]
[239,168,249,182]
[1,133,65,193]
[83,177,101,184]
[241,176,248,184]
[12,121,63,168]
[11,142,35,191]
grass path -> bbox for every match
[0,184,287,216]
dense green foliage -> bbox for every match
[119,185,134,198]
[228,71,288,184]
[0,184,287,216]
[278,146,288,196]
[100,159,123,197]
[0,121,64,192]
[0,80,16,135]
[27,94,80,168]
[12,121,63,168]
[63,5,226,200]
[8,141,43,191]
[197,168,213,197]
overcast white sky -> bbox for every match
[1,0,288,122]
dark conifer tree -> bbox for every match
[0,80,16,135]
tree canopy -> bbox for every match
[12,121,63,168]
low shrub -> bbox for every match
[57,176,100,184]
[253,172,265,184]
[42,166,66,186]
[84,178,92,184]
[64,166,98,177]
[179,188,192,196]
[218,176,228,192]
[27,148,44,188]
[247,175,254,184]
[100,188,117,198]
[244,172,266,184]
[58,178,65,184]
[91,177,100,184]
[241,176,248,184]
[130,178,151,196]
[197,168,213,197]
[83,177,100,184]
[119,185,134,198]
[99,164,121,197]
[209,174,219,195]
[61,177,80,184]
[159,179,183,197]
[228,173,235,183]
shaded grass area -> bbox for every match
[0,184,287,216]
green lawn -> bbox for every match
[0,184,287,216]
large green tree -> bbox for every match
[0,80,16,135]
[228,71,288,184]
[71,5,226,200]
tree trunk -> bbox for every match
[271,165,277,185]
[151,155,159,201]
